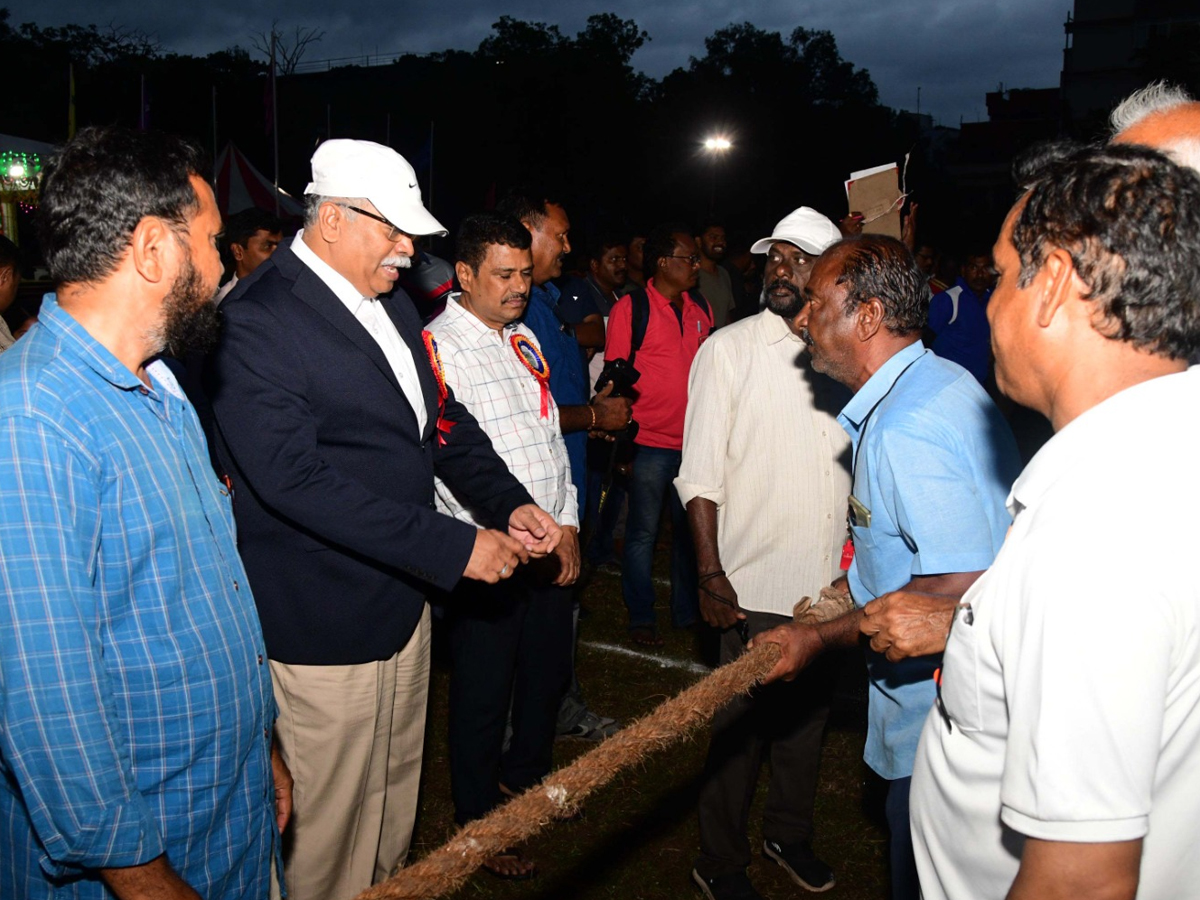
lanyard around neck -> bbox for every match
[851,352,923,489]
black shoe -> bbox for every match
[762,840,835,892]
[691,868,764,900]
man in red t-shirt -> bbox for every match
[605,224,714,646]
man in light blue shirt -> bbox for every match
[755,234,1020,900]
[0,127,285,900]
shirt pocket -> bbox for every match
[939,606,984,732]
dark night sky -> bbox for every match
[11,0,1068,126]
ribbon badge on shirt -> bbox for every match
[510,333,551,418]
[421,330,455,445]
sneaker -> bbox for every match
[691,868,764,900]
[762,840,835,893]
[557,710,620,741]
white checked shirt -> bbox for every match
[291,234,428,434]
[428,294,578,528]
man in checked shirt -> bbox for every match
[426,212,579,880]
[0,127,287,899]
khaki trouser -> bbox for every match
[270,607,431,900]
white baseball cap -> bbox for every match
[305,139,447,237]
[750,207,841,256]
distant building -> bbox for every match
[1061,0,1200,126]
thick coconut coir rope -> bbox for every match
[352,639,783,900]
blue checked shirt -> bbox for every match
[0,297,278,898]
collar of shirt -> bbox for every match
[954,276,992,306]
[531,280,561,310]
[757,307,806,346]
[839,339,927,431]
[1007,368,1193,517]
[444,292,518,348]
[585,273,617,305]
[645,277,697,311]
[39,294,152,393]
[291,232,377,312]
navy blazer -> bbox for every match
[209,247,532,665]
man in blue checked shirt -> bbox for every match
[0,127,287,899]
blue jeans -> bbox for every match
[621,445,698,631]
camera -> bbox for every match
[594,357,640,441]
[594,357,640,399]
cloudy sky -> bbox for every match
[11,0,1068,126]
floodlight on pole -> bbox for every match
[702,136,733,214]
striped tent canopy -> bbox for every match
[213,142,303,219]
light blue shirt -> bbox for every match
[0,298,278,898]
[838,341,1020,779]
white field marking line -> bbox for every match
[580,640,711,675]
[592,569,671,587]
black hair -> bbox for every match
[1011,140,1200,361]
[495,186,563,229]
[695,218,726,236]
[0,234,20,272]
[225,207,284,248]
[455,212,532,273]
[643,223,693,277]
[37,126,208,285]
[586,232,627,263]
[829,234,929,335]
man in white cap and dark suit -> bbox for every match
[679,208,849,900]
[209,140,563,900]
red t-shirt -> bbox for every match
[605,279,713,450]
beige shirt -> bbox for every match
[0,316,14,353]
[675,310,852,616]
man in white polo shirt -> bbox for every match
[678,207,848,900]
[911,141,1200,900]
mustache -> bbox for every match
[800,328,814,347]
[767,278,800,297]
[382,254,412,269]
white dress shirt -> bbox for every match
[912,367,1200,900]
[675,309,851,616]
[291,234,427,434]
[427,294,578,529]
[214,274,238,306]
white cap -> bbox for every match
[750,207,841,256]
[305,139,447,237]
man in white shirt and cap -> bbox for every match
[678,207,849,900]
[209,140,562,900]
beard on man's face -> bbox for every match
[764,278,804,319]
[160,254,222,358]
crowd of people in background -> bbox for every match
[1,79,1199,900]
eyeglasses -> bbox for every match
[339,204,408,242]
[668,254,702,266]
[933,602,973,733]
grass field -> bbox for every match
[406,558,892,900]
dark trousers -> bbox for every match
[695,610,834,878]
[447,576,573,826]
[885,776,920,900]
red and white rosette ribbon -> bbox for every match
[510,333,551,418]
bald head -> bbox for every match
[1111,82,1200,173]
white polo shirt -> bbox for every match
[911,367,1200,900]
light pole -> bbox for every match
[703,135,732,215]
